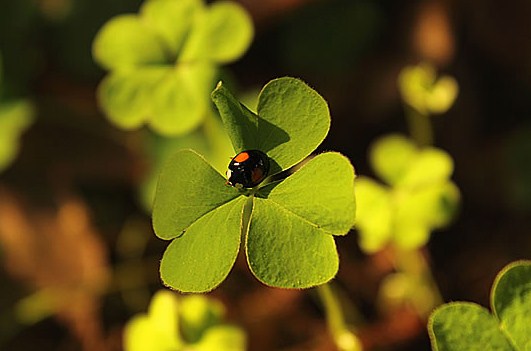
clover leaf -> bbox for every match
[355,134,459,253]
[152,77,356,292]
[139,112,233,211]
[0,101,34,172]
[0,55,34,172]
[124,290,245,351]
[92,0,253,136]
[428,261,531,351]
[212,77,331,174]
[398,63,458,116]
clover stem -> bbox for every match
[405,106,433,147]
[393,248,443,316]
[317,283,363,351]
[241,196,254,239]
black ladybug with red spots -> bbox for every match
[226,150,270,189]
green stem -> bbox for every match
[317,283,363,351]
[402,105,445,315]
[405,106,433,147]
[240,195,254,240]
[393,248,443,316]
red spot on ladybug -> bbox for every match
[226,150,270,188]
[233,152,250,163]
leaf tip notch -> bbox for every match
[213,80,224,92]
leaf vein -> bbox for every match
[264,197,331,234]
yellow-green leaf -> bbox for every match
[140,0,201,56]
[98,68,168,130]
[124,290,181,351]
[429,302,514,351]
[160,196,245,292]
[354,177,393,253]
[149,63,216,135]
[179,1,253,63]
[247,197,339,288]
[369,134,417,186]
[152,149,240,240]
[492,261,531,350]
[92,15,167,70]
[0,100,34,172]
[257,152,356,235]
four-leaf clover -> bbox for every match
[92,0,253,135]
[152,77,356,292]
[355,134,460,253]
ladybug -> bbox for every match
[226,150,270,189]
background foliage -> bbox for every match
[0,0,530,350]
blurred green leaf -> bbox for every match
[398,63,458,115]
[93,0,254,136]
[354,177,392,253]
[369,134,453,188]
[0,100,34,172]
[378,272,438,316]
[92,15,167,70]
[14,290,56,325]
[356,134,459,253]
[427,76,459,114]
[370,134,416,186]
[150,62,216,136]
[147,290,181,345]
[179,295,224,343]
[392,183,459,249]
[195,326,246,351]
[398,148,453,189]
[99,64,216,135]
[392,181,459,249]
[124,290,181,351]
[419,182,460,228]
[492,261,531,350]
[98,68,168,130]
[140,0,200,56]
[124,290,245,351]
[0,101,33,133]
[393,190,432,249]
[179,1,253,63]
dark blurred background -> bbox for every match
[0,0,530,350]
